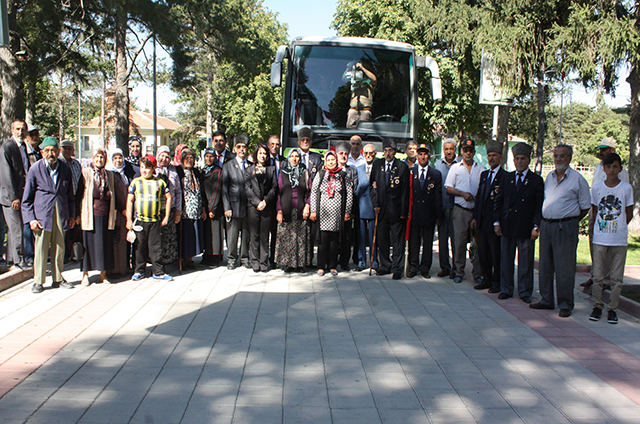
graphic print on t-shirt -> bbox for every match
[597,194,622,232]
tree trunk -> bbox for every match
[497,105,510,166]
[25,75,36,126]
[627,63,640,233]
[534,82,546,174]
[114,6,130,155]
[0,2,24,141]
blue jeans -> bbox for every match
[358,218,378,269]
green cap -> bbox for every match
[40,136,58,149]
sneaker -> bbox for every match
[153,274,173,281]
[31,283,43,293]
[132,273,144,281]
[607,310,618,324]
[589,307,602,321]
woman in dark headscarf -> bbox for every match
[274,149,311,271]
[79,148,127,285]
[309,150,353,276]
[125,136,143,167]
[201,147,224,267]
[245,143,278,272]
[176,148,204,268]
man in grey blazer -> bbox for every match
[0,120,30,269]
[223,134,251,269]
[22,137,76,293]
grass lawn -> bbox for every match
[535,234,640,265]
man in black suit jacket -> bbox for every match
[494,143,543,303]
[223,134,251,269]
[408,144,443,278]
[0,120,29,268]
[370,138,410,279]
[297,127,323,267]
[268,135,285,267]
[472,141,506,292]
[213,130,236,168]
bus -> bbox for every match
[270,36,441,151]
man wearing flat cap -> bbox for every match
[472,140,506,292]
[369,138,410,279]
[493,143,543,303]
[22,137,76,293]
[297,127,323,266]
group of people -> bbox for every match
[3,118,633,325]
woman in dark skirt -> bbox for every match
[176,148,204,268]
[80,148,126,285]
[275,149,311,271]
[201,147,224,267]
[245,143,278,272]
[106,148,135,276]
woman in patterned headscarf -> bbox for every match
[125,137,143,167]
[176,148,204,268]
[309,150,353,276]
[79,148,127,285]
[274,149,311,271]
[201,147,224,267]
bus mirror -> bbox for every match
[431,77,442,101]
[271,62,282,88]
[421,56,442,101]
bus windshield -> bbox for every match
[289,44,413,140]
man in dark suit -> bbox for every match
[22,137,76,293]
[336,141,358,271]
[268,135,285,268]
[472,140,506,293]
[370,138,410,280]
[0,120,29,269]
[223,134,251,269]
[297,127,323,267]
[407,144,443,278]
[494,143,544,303]
[213,130,236,168]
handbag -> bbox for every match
[72,242,84,261]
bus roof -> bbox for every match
[290,36,415,52]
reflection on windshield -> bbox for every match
[291,45,412,138]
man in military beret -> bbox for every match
[369,138,410,279]
[493,143,544,303]
[297,127,323,267]
[472,140,507,292]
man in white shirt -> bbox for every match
[435,138,460,278]
[347,135,366,168]
[444,139,483,283]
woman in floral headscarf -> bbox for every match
[176,148,204,268]
[201,147,224,267]
[274,148,311,271]
[125,136,143,168]
[79,148,127,285]
[309,150,353,276]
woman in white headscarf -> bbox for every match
[107,149,135,276]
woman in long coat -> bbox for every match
[80,148,126,285]
[275,149,310,271]
[176,148,204,268]
[309,151,353,277]
[201,147,224,267]
[245,143,278,272]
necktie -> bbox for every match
[217,154,222,167]
[303,153,308,169]
[517,172,523,189]
[366,165,371,179]
[385,163,391,186]
[20,144,29,173]
[485,170,493,199]
[420,168,425,187]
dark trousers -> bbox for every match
[358,218,378,269]
[64,224,82,261]
[351,207,359,264]
[269,214,277,266]
[539,218,579,311]
[135,220,163,276]
[318,231,339,270]
[338,219,354,268]
[378,214,406,274]
[2,206,23,265]
[248,206,272,272]
[408,224,435,274]
[22,223,34,263]
[437,208,454,272]
[308,221,318,266]
[500,236,534,298]
[477,229,501,289]
[226,215,249,265]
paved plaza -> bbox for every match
[1,258,640,424]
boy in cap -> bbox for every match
[126,155,173,281]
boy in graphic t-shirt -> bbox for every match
[126,155,172,281]
[588,153,634,324]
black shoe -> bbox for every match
[421,272,431,279]
[607,309,618,324]
[392,272,402,280]
[25,260,33,268]
[530,302,554,310]
[558,309,571,318]
[356,265,365,272]
[498,293,512,300]
[449,271,456,279]
[59,281,74,289]
[227,262,236,270]
[242,262,251,269]
[589,307,602,321]
[520,296,532,304]
[340,264,350,272]
[437,269,449,278]
[474,282,491,290]
[488,287,500,294]
[406,270,416,278]
[377,269,390,276]
[31,283,43,293]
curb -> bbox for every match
[0,267,34,293]
[581,284,640,319]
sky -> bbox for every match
[130,0,631,118]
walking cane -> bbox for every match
[369,209,379,276]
